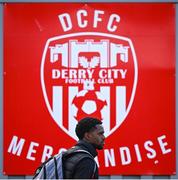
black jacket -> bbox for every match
[63,140,99,179]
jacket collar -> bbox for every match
[76,140,98,158]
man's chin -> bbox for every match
[92,143,104,150]
[97,147,103,150]
[96,144,104,150]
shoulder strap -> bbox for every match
[92,162,97,178]
[74,149,93,157]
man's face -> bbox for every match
[87,125,105,150]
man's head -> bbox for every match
[75,117,105,150]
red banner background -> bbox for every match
[3,3,175,175]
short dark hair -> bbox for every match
[75,117,102,140]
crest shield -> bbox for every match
[41,32,138,140]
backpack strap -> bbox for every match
[74,149,93,157]
[92,162,97,178]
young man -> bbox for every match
[63,117,105,179]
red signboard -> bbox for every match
[3,3,175,175]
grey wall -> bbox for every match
[0,0,177,179]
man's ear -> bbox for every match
[84,132,92,141]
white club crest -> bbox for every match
[41,32,138,140]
